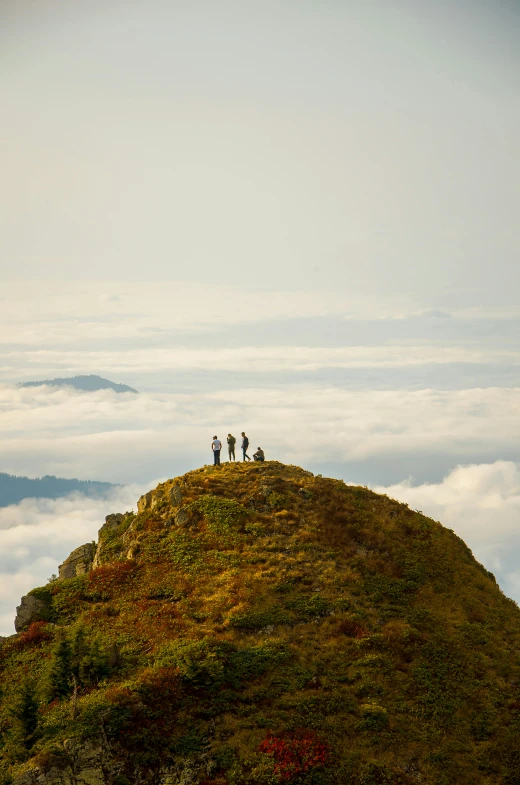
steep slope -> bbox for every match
[18,376,138,393]
[1,462,520,785]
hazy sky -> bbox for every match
[1,1,519,634]
[2,0,519,299]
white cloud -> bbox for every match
[373,461,520,604]
[2,345,519,379]
[0,385,519,483]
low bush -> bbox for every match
[259,732,330,782]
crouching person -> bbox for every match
[253,447,265,462]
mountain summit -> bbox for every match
[1,463,519,785]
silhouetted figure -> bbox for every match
[253,447,265,462]
[227,434,236,462]
[212,435,222,465]
[241,432,251,461]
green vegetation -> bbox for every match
[1,462,520,784]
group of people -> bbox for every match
[211,433,265,465]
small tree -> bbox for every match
[82,636,110,686]
[6,679,39,760]
[71,625,89,685]
[45,631,72,701]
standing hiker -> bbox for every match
[212,435,222,465]
[227,433,236,462]
[241,432,251,462]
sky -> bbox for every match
[0,0,519,634]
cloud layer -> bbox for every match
[1,384,519,484]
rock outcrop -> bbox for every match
[169,483,182,506]
[58,543,96,580]
[13,739,117,785]
[92,514,131,568]
[13,737,213,785]
[137,492,152,513]
[14,594,49,632]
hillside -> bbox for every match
[0,473,117,508]
[18,375,138,393]
[1,462,519,785]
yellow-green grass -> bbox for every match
[1,462,520,784]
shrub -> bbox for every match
[51,575,88,620]
[338,618,367,638]
[43,626,114,702]
[357,703,388,732]
[155,639,226,687]
[228,606,290,630]
[169,530,206,572]
[105,667,183,768]
[355,761,415,784]
[259,732,330,782]
[285,595,331,620]
[88,561,137,600]
[194,495,247,544]
[10,621,51,651]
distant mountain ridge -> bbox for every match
[0,472,117,507]
[18,375,138,393]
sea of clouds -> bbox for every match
[0,281,519,635]
[1,382,519,635]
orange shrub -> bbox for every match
[88,561,137,597]
[11,621,52,651]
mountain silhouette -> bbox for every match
[0,472,116,508]
[18,375,138,393]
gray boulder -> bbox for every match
[137,492,152,513]
[58,543,96,580]
[13,737,118,785]
[170,484,183,506]
[99,513,124,535]
[14,594,49,633]
[175,507,190,527]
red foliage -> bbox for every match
[259,732,330,782]
[88,561,137,596]
[105,685,134,705]
[11,621,52,651]
[338,618,367,638]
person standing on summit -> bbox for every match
[241,432,251,462]
[227,433,236,462]
[212,435,222,465]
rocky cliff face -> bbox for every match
[2,462,520,785]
